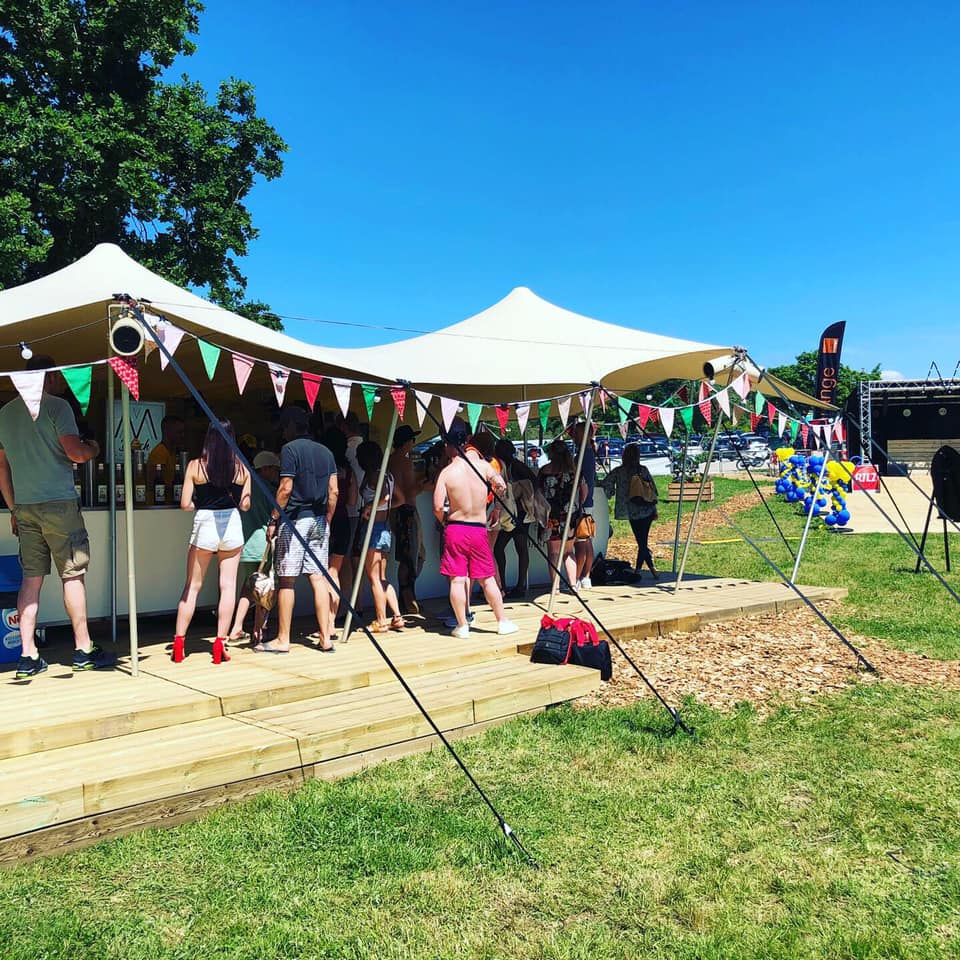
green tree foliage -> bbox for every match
[767,350,882,407]
[0,0,287,328]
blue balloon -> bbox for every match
[812,506,822,516]
[837,509,850,525]
[787,491,798,502]
[817,498,827,507]
[824,513,837,526]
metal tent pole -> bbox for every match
[672,419,691,574]
[342,406,399,642]
[547,387,596,615]
[107,364,117,647]
[120,385,139,676]
[790,449,830,584]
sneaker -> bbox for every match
[451,624,471,640]
[15,655,48,679]
[497,619,519,636]
[580,577,593,590]
[443,611,475,629]
[73,645,116,672]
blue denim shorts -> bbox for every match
[371,520,392,553]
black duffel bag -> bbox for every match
[530,616,573,665]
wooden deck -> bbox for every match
[0,574,846,863]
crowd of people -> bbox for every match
[0,361,662,679]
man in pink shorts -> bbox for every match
[433,422,519,639]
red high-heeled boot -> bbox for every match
[212,637,230,664]
[171,635,185,663]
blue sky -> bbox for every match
[178,1,960,379]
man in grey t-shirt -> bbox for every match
[0,357,113,679]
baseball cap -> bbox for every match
[253,451,281,470]
[393,424,420,448]
[443,416,469,446]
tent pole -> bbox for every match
[674,369,735,593]
[121,385,139,676]
[521,386,528,467]
[106,362,117,647]
[342,406,399,642]
[672,422,691,574]
[547,387,596,615]
[790,449,830,584]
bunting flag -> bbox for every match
[557,396,571,429]
[516,403,530,435]
[659,406,675,437]
[679,406,694,433]
[62,365,92,415]
[538,400,551,432]
[800,423,810,447]
[777,411,787,437]
[302,372,323,411]
[809,426,819,449]
[361,384,377,419]
[716,388,730,417]
[733,372,750,400]
[579,391,591,414]
[158,323,184,371]
[637,404,652,429]
[767,402,777,426]
[617,396,632,423]
[466,402,482,433]
[414,391,432,428]
[699,398,712,426]
[754,391,765,415]
[789,419,800,443]
[617,420,629,440]
[232,354,255,395]
[10,370,45,420]
[332,380,352,417]
[108,355,140,400]
[268,364,289,406]
[834,420,845,443]
[389,386,406,420]
[598,390,607,413]
[197,339,221,381]
[677,385,688,403]
[728,404,739,427]
[699,380,710,402]
[495,404,510,432]
[440,396,459,432]
[750,412,761,431]
[142,313,162,360]
[648,407,659,424]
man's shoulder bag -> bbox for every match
[248,543,276,611]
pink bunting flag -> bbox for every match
[9,371,45,420]
[557,396,571,429]
[331,380,352,417]
[617,421,629,439]
[108,356,139,400]
[414,391,432,428]
[579,392,591,414]
[716,388,730,417]
[301,372,322,411]
[699,380,710,402]
[659,406,675,437]
[598,391,607,413]
[268,364,289,406]
[834,420,845,443]
[495,405,510,432]
[767,402,777,426]
[637,404,652,429]
[158,323,184,371]
[699,398,712,426]
[516,403,530,435]
[733,372,750,400]
[777,411,787,437]
[389,386,407,420]
[440,396,460,432]
[232,353,255,395]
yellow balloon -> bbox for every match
[775,447,795,462]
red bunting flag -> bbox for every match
[637,404,652,429]
[699,380,710,402]
[302,372,323,411]
[767,401,776,426]
[676,385,688,403]
[108,356,139,400]
[390,386,406,419]
[648,407,659,423]
[800,423,809,446]
[750,412,761,431]
[495,404,510,431]
[699,398,712,426]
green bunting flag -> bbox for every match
[539,400,551,431]
[466,402,483,433]
[197,339,221,381]
[62,365,92,415]
[754,391,765,415]
[679,406,694,433]
[617,397,632,423]
[789,419,800,442]
[361,384,377,419]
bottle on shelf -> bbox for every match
[115,462,125,506]
[96,463,108,507]
[134,459,146,506]
[153,464,166,506]
[172,459,184,504]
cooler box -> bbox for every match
[0,555,22,663]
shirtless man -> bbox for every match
[433,420,518,639]
[388,425,423,615]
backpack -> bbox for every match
[590,553,641,586]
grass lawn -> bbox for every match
[1,685,958,959]
[610,476,960,661]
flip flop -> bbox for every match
[318,644,336,653]
[253,642,290,654]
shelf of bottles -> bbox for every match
[75,448,187,510]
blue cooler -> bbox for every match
[0,555,22,663]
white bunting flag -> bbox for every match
[733,371,750,400]
[158,323,184,371]
[142,312,162,359]
[579,391,591,414]
[440,396,459,432]
[10,371,45,420]
[728,404,739,426]
[332,379,352,417]
[557,396,572,429]
[716,388,731,417]
[778,411,787,437]
[834,419,844,442]
[660,406,675,437]
[414,391,433,428]
[617,421,629,439]
[810,426,819,448]
[268,364,289,406]
[516,403,531,435]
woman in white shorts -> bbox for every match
[172,419,251,664]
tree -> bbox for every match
[766,351,882,408]
[0,0,287,328]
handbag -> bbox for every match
[628,471,658,504]
[249,542,276,611]
[573,512,596,539]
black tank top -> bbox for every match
[192,461,244,510]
